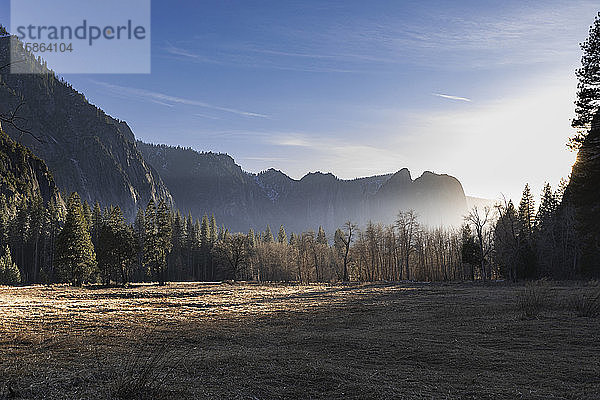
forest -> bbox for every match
[0,177,588,286]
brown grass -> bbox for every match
[569,287,600,318]
[516,281,548,320]
[0,282,599,399]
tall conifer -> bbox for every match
[55,193,96,285]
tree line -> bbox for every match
[0,176,592,286]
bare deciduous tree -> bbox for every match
[340,221,357,281]
[0,60,43,142]
[396,210,419,280]
[465,206,494,281]
[213,233,248,280]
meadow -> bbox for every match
[0,282,599,399]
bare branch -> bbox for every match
[0,59,25,72]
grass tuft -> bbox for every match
[569,288,600,318]
[110,339,179,400]
[516,281,547,319]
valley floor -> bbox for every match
[0,282,599,399]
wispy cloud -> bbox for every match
[433,93,472,102]
[192,113,221,121]
[259,2,595,70]
[156,2,596,76]
[91,80,268,119]
[271,135,316,148]
[161,41,361,73]
[163,42,222,64]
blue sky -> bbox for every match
[1,0,598,203]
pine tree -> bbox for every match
[0,245,21,285]
[55,193,96,286]
[82,200,92,230]
[41,199,62,283]
[170,211,185,281]
[91,202,102,249]
[111,208,136,284]
[221,227,230,241]
[535,184,561,277]
[200,214,210,281]
[263,225,274,243]
[172,211,185,250]
[97,206,136,285]
[289,232,298,246]
[277,225,287,244]
[316,226,327,245]
[27,196,44,283]
[536,183,558,230]
[209,215,218,244]
[155,200,172,284]
[493,202,519,281]
[0,195,10,246]
[143,199,160,282]
[187,218,200,279]
[245,228,254,247]
[184,213,194,252]
[571,12,600,149]
[133,208,146,281]
[200,215,210,250]
[208,215,218,281]
[10,201,29,280]
[460,224,478,281]
[517,185,537,279]
[518,184,536,238]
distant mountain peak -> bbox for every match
[258,168,289,179]
[393,168,412,180]
[300,171,338,183]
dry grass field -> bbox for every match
[0,282,599,399]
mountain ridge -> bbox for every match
[137,140,469,232]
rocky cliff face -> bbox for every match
[137,141,469,233]
[0,36,172,218]
[373,169,468,226]
[0,126,60,205]
[137,142,268,227]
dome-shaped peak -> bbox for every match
[390,168,412,182]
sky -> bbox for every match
[1,0,598,204]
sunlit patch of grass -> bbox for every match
[0,282,599,399]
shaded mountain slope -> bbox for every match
[136,142,268,228]
[0,36,171,218]
[0,125,60,204]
